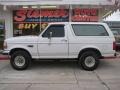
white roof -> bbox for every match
[49,22,106,25]
[0,0,115,5]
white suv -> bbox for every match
[3,22,116,71]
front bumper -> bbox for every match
[0,50,3,54]
[2,50,10,55]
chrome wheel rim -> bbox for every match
[14,56,25,67]
[85,56,95,67]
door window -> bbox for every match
[42,25,65,37]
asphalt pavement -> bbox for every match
[0,58,120,90]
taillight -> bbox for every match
[3,41,7,49]
[113,41,116,50]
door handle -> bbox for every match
[61,39,67,42]
[27,45,33,47]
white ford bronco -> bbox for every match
[3,22,116,71]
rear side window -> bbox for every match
[72,24,109,36]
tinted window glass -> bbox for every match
[72,24,109,36]
[42,25,64,37]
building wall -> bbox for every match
[0,9,13,39]
[0,0,115,5]
[0,5,107,39]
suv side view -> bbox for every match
[3,22,116,71]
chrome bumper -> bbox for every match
[2,50,10,55]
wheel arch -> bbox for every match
[9,48,32,59]
[78,48,102,59]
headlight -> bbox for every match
[3,41,7,49]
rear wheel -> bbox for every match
[10,50,31,70]
[78,51,100,71]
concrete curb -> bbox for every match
[0,55,9,60]
[0,50,9,60]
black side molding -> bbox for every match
[27,45,33,47]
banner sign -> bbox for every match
[41,9,69,22]
[72,8,98,22]
[13,9,69,22]
[13,10,40,22]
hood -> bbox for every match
[5,36,38,43]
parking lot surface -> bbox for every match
[0,58,120,90]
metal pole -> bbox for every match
[69,4,72,22]
[40,5,41,33]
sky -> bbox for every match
[104,9,120,21]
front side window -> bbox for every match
[72,24,109,36]
[42,25,65,37]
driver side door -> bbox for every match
[38,24,68,58]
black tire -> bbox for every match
[10,50,31,70]
[78,51,99,71]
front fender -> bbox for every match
[6,43,39,59]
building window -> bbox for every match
[0,20,5,49]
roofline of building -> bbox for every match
[0,0,116,6]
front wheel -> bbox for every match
[78,51,100,71]
[10,50,31,70]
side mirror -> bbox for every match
[48,32,52,39]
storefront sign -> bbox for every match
[13,8,99,36]
[40,9,69,22]
[13,9,69,36]
[13,9,69,22]
[13,10,40,22]
[72,8,98,22]
[18,23,38,29]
